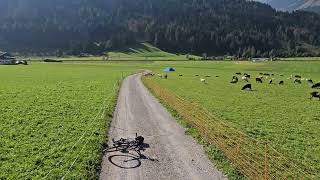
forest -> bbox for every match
[0,0,320,57]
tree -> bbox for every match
[0,0,319,56]
[250,46,256,58]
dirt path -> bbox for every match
[100,74,226,180]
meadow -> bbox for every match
[0,63,138,179]
[25,43,199,62]
[146,61,320,177]
[1,60,320,179]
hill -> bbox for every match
[0,0,320,57]
[256,0,297,10]
[29,43,198,61]
[303,5,320,14]
[256,0,320,13]
[107,43,199,60]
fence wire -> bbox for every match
[142,76,315,180]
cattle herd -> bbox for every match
[145,70,320,101]
[230,72,320,100]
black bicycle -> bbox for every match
[105,133,145,153]
[105,134,157,169]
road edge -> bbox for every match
[141,75,245,180]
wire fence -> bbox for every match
[58,76,124,179]
[39,75,124,179]
[142,76,316,180]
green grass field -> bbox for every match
[0,63,137,179]
[146,61,320,176]
[1,60,320,178]
[26,43,199,61]
[281,57,320,61]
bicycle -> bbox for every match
[105,133,145,153]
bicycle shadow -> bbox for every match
[105,143,158,169]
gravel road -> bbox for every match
[99,74,226,180]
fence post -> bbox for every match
[264,142,268,180]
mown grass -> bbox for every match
[2,60,320,179]
[146,61,320,177]
[26,43,199,61]
[107,43,197,61]
[0,63,137,179]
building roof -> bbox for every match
[0,52,7,57]
[0,52,15,59]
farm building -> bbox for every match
[0,52,16,60]
[0,52,27,65]
[0,52,16,65]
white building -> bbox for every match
[0,52,17,65]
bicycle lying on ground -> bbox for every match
[105,133,145,154]
[104,133,159,169]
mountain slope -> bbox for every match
[303,5,320,13]
[0,0,320,57]
[256,0,297,10]
[291,0,320,10]
[256,0,320,13]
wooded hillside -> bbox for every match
[0,0,320,57]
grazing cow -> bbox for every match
[269,79,273,84]
[279,81,284,85]
[245,74,251,78]
[294,79,302,84]
[264,73,270,76]
[205,75,211,78]
[236,72,242,75]
[242,84,252,91]
[307,79,314,84]
[200,78,207,84]
[259,73,264,75]
[231,77,238,84]
[242,76,249,82]
[310,92,320,100]
[295,75,302,79]
[195,75,199,77]
[179,74,183,77]
[216,75,219,77]
[280,74,284,77]
[312,82,320,89]
[232,76,238,81]
[256,78,263,83]
[271,74,274,76]
[231,80,238,84]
